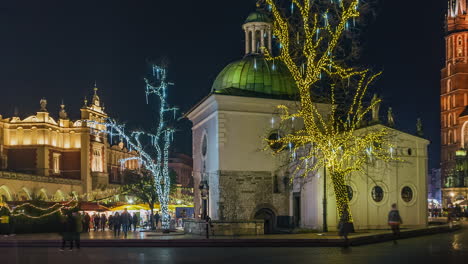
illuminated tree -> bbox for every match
[90,65,177,231]
[263,0,394,223]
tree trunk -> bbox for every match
[331,171,354,225]
[161,202,170,232]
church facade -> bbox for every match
[186,7,429,234]
[441,0,468,206]
[0,86,138,202]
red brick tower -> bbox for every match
[441,0,468,205]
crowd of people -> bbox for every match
[81,209,139,237]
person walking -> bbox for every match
[154,212,160,230]
[108,215,114,231]
[60,211,76,251]
[93,213,100,232]
[100,213,107,231]
[121,209,131,238]
[73,212,82,250]
[388,203,403,243]
[113,212,121,237]
[338,210,352,247]
[132,213,138,232]
[84,213,91,232]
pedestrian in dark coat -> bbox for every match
[100,214,107,231]
[93,214,100,231]
[108,215,114,231]
[338,209,352,247]
[154,212,160,229]
[113,212,121,237]
[132,213,138,231]
[84,213,91,232]
[388,203,403,243]
[60,212,76,251]
[121,209,131,238]
[73,212,82,249]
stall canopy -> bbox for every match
[110,204,193,211]
[80,202,110,212]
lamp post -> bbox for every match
[323,166,328,232]
[199,179,209,220]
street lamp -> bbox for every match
[199,179,209,220]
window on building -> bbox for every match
[371,186,384,203]
[268,130,284,152]
[92,148,103,172]
[53,153,61,174]
[447,79,452,92]
[401,186,413,203]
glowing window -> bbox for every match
[53,153,61,174]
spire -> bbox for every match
[449,0,467,18]
[416,118,424,137]
[92,81,100,107]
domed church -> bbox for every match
[186,7,429,235]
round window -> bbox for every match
[347,185,353,201]
[268,131,283,152]
[371,186,384,203]
[201,134,207,157]
[401,186,413,203]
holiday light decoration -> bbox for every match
[0,199,78,219]
[263,0,395,222]
[88,65,177,230]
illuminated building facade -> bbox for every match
[0,86,138,202]
[186,7,428,234]
[441,0,468,206]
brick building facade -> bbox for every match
[441,0,468,206]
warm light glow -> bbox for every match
[264,0,394,223]
[450,192,455,197]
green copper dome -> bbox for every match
[212,55,298,98]
[245,10,272,23]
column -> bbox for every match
[251,29,256,54]
[245,30,250,54]
[260,28,265,53]
[268,29,272,52]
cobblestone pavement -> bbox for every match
[0,224,453,241]
[1,225,467,264]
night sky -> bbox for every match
[0,0,446,169]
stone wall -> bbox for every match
[184,219,264,236]
[217,170,289,221]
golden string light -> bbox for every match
[0,199,78,219]
[264,0,396,223]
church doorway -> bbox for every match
[254,208,276,234]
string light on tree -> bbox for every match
[88,64,178,231]
[262,0,396,223]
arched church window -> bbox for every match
[447,79,452,92]
[201,134,208,158]
[371,186,384,203]
[449,130,453,144]
[448,113,453,126]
